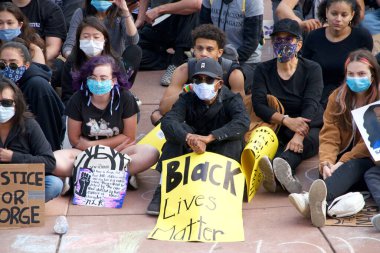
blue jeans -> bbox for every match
[364,166,380,208]
[325,158,374,204]
[45,175,63,202]
[361,9,380,35]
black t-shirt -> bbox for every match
[252,57,324,125]
[20,0,66,40]
[303,27,373,102]
[65,88,139,140]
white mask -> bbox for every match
[0,105,15,123]
[193,82,217,101]
[79,39,105,57]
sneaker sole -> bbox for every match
[309,180,327,227]
[372,214,380,231]
[259,157,276,193]
[146,210,160,216]
[288,194,310,218]
[273,158,302,194]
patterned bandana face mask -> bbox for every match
[0,65,27,82]
[273,41,298,63]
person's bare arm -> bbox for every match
[356,0,365,21]
[45,36,62,63]
[276,0,321,32]
[145,0,201,23]
[135,0,150,28]
[159,63,189,115]
[228,69,245,98]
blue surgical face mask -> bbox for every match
[0,105,15,123]
[0,28,21,42]
[193,82,217,101]
[91,0,113,12]
[87,79,113,95]
[346,76,372,93]
[0,65,27,83]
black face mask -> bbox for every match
[222,0,233,4]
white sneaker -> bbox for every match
[61,177,70,196]
[309,179,327,227]
[273,157,302,193]
[259,156,276,193]
[371,213,380,232]
[289,192,310,218]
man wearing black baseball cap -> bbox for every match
[146,57,250,215]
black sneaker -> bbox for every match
[146,185,161,216]
[160,65,176,86]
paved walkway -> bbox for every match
[1,44,380,252]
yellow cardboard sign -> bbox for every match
[138,123,166,152]
[148,152,245,242]
[241,127,278,202]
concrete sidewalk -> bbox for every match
[1,43,380,252]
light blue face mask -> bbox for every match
[346,76,372,93]
[90,0,113,12]
[87,79,113,95]
[0,105,15,123]
[0,28,21,42]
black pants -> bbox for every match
[155,139,244,173]
[325,158,373,204]
[138,13,198,70]
[365,165,380,208]
[276,127,320,175]
[121,45,142,85]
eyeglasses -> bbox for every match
[273,37,296,44]
[0,99,15,107]
[0,61,19,70]
[193,76,216,85]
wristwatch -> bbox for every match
[281,115,289,125]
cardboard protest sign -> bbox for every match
[0,164,45,228]
[73,145,131,208]
[149,152,245,242]
[241,127,278,202]
[352,101,380,161]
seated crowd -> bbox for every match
[0,0,380,231]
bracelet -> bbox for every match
[122,13,131,18]
[280,115,289,125]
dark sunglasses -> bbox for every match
[0,61,19,70]
[193,76,216,85]
[0,99,15,107]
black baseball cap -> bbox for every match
[192,58,223,79]
[271,18,302,39]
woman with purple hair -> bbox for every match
[53,55,159,177]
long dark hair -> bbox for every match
[83,0,123,28]
[0,2,45,52]
[71,16,118,70]
[334,49,380,128]
[318,0,361,26]
[0,76,32,131]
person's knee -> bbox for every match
[45,175,63,202]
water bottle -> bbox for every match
[54,216,68,235]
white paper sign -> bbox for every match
[352,100,380,161]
